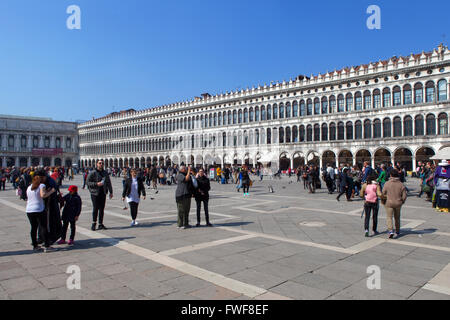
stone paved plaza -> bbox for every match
[0,174,450,300]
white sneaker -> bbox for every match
[130,221,135,226]
[134,221,139,226]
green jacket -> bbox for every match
[377,170,386,184]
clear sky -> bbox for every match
[0,0,448,122]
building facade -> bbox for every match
[78,45,450,172]
[0,115,79,168]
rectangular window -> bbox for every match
[393,92,401,106]
[338,99,344,112]
[364,96,371,109]
[346,98,353,111]
[321,101,328,114]
[329,100,336,113]
[426,87,435,102]
[383,93,391,107]
[415,89,423,103]
[404,90,412,105]
[374,95,381,108]
[355,97,362,110]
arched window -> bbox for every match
[267,105,272,120]
[393,86,401,106]
[255,129,260,145]
[292,125,298,142]
[222,132,226,146]
[438,113,448,135]
[214,113,217,126]
[355,121,362,140]
[373,89,381,108]
[300,100,306,116]
[337,122,345,140]
[414,83,423,104]
[364,90,371,109]
[279,127,284,143]
[393,117,402,137]
[285,102,291,118]
[373,119,381,138]
[228,111,232,125]
[255,107,259,121]
[329,123,336,141]
[299,125,305,142]
[306,125,312,141]
[293,101,299,117]
[307,99,313,115]
[218,112,222,126]
[321,97,328,114]
[346,121,353,140]
[238,110,243,123]
[346,93,353,111]
[314,124,320,141]
[329,95,336,113]
[438,79,448,101]
[233,110,237,124]
[426,81,435,103]
[403,116,413,136]
[321,124,328,141]
[364,120,372,139]
[249,108,254,122]
[273,104,278,119]
[415,115,424,136]
[383,118,391,137]
[337,94,345,112]
[426,114,436,135]
[355,92,362,110]
[383,88,391,107]
[403,84,412,105]
[267,128,271,144]
[286,126,291,143]
[314,98,320,114]
[261,106,266,121]
[244,109,248,123]
[279,103,284,119]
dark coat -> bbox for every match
[122,177,146,198]
[44,176,62,243]
[87,169,113,196]
[194,176,211,201]
[61,193,82,221]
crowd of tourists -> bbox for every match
[1,155,448,253]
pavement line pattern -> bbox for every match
[217,226,354,254]
[0,198,288,300]
[423,263,450,296]
[159,234,258,256]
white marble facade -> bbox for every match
[0,115,79,168]
[78,45,450,171]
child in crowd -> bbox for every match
[57,185,82,245]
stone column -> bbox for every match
[15,156,19,167]
[412,156,416,174]
[39,136,44,148]
[290,156,294,170]
[27,157,31,167]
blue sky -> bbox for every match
[0,0,448,122]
